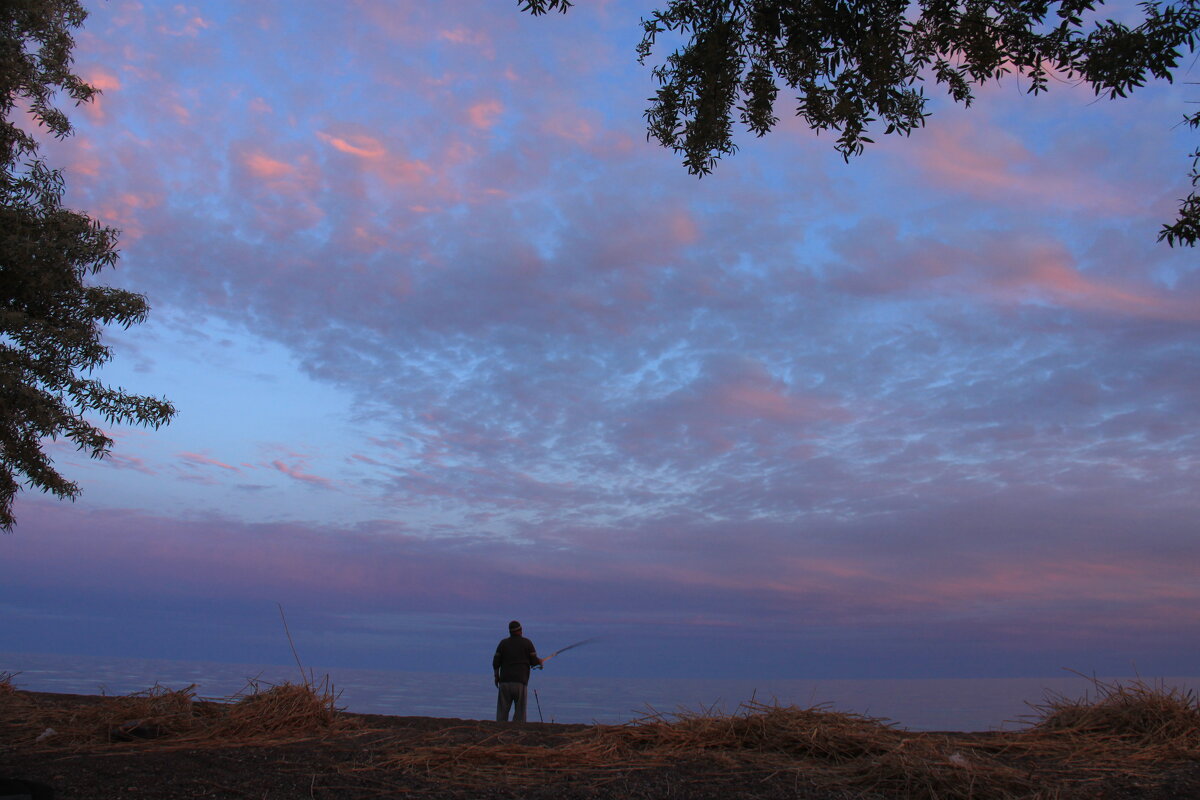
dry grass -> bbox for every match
[0,671,16,696]
[364,682,1200,799]
[371,700,1046,799]
[1029,676,1200,745]
[5,673,1199,799]
[216,676,343,739]
[979,675,1200,785]
[0,675,349,752]
[597,700,901,761]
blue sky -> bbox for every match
[2,0,1198,682]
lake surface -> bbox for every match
[3,651,1196,732]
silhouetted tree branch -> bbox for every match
[521,0,1200,246]
[1,0,175,530]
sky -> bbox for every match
[2,0,1198,682]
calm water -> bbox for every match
[3,651,1196,732]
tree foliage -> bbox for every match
[521,0,1200,245]
[1,0,174,530]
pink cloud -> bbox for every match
[60,135,102,177]
[179,452,241,472]
[899,117,1132,213]
[166,104,190,124]
[229,143,325,234]
[831,224,1199,321]
[540,112,597,144]
[157,5,211,37]
[714,382,832,423]
[440,28,485,45]
[316,130,386,159]
[467,99,503,130]
[7,491,1200,676]
[243,152,296,180]
[438,26,494,58]
[271,459,335,490]
[666,210,699,246]
[374,153,435,187]
[916,121,1029,191]
[102,453,156,475]
[312,126,437,190]
[614,356,852,460]
[914,557,1200,620]
[94,191,161,241]
[991,248,1200,322]
[85,67,122,92]
[532,108,639,160]
[78,67,122,122]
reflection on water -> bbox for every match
[3,651,1196,732]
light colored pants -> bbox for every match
[496,681,528,722]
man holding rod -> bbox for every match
[493,620,544,722]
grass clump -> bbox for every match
[595,699,901,762]
[217,677,342,738]
[377,699,1041,799]
[1030,676,1200,746]
[0,675,346,751]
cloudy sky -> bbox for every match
[3,0,1198,682]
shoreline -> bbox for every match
[14,652,1200,734]
[10,688,989,736]
[7,650,1200,732]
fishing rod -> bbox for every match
[535,636,598,668]
[529,637,597,722]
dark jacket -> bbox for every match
[493,634,540,685]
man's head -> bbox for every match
[508,620,522,636]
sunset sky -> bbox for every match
[2,0,1198,682]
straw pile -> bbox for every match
[217,677,343,739]
[0,683,203,749]
[369,700,1044,799]
[1029,676,1200,746]
[988,676,1200,784]
[0,676,349,752]
[359,685,1199,798]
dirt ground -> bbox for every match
[2,690,1199,799]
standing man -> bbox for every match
[493,620,544,722]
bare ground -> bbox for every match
[2,689,1199,799]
